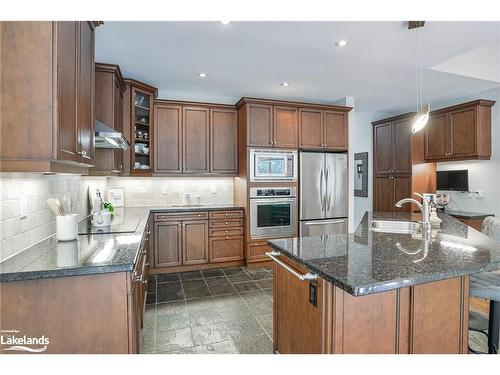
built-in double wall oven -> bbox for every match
[249,187,297,239]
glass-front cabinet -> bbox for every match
[126,80,157,176]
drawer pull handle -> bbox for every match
[265,251,317,281]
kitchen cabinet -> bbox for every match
[210,108,238,173]
[122,79,158,176]
[209,210,244,263]
[153,101,238,175]
[247,104,274,147]
[154,104,182,174]
[247,240,272,263]
[92,63,125,175]
[0,21,101,173]
[152,210,244,272]
[183,107,210,173]
[374,175,411,213]
[237,98,351,150]
[182,220,209,265]
[274,255,323,354]
[299,108,348,150]
[373,116,412,175]
[273,106,299,148]
[154,221,182,268]
[424,100,495,162]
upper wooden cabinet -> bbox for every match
[1,21,101,173]
[183,106,210,173]
[237,98,350,150]
[299,108,348,150]
[424,100,495,162]
[92,63,125,175]
[153,101,238,175]
[373,114,413,175]
[122,79,158,176]
[210,108,238,173]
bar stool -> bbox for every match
[469,272,500,354]
[469,216,500,354]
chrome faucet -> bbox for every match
[395,192,432,230]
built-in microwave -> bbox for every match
[249,148,298,182]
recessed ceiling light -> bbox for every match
[280,82,289,87]
[198,72,207,78]
[220,20,231,25]
[335,40,348,47]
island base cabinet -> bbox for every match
[273,255,470,354]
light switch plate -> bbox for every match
[20,196,28,218]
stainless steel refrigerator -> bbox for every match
[299,151,348,236]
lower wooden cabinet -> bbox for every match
[209,236,244,263]
[247,240,272,263]
[152,209,244,272]
[374,175,411,213]
[154,221,182,268]
[182,220,209,265]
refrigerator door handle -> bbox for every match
[304,219,346,226]
[324,167,330,211]
[319,168,325,212]
[327,166,333,211]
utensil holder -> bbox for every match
[56,214,79,241]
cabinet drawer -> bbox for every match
[209,218,244,228]
[209,210,243,219]
[209,235,244,263]
[247,240,272,260]
[154,211,208,222]
[210,227,244,237]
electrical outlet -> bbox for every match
[161,186,169,195]
[210,185,217,194]
[476,189,484,198]
[20,196,28,218]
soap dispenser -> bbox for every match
[429,206,442,228]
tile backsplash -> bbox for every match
[0,173,107,261]
[0,174,234,261]
[106,177,234,206]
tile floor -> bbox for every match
[141,266,274,354]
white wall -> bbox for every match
[433,87,500,217]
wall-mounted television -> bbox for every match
[436,170,469,192]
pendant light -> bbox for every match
[412,24,430,134]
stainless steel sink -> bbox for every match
[369,220,421,234]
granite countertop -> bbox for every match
[0,204,243,282]
[268,212,500,297]
[443,210,495,219]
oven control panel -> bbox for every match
[250,187,297,198]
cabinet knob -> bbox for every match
[225,236,229,240]
[225,222,229,225]
[225,213,229,217]
[198,214,202,217]
[225,230,228,233]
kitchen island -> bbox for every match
[268,212,500,354]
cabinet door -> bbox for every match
[299,108,323,149]
[154,104,182,174]
[182,220,209,265]
[56,21,79,163]
[247,240,271,262]
[374,176,395,212]
[324,110,348,150]
[425,113,448,160]
[392,119,412,174]
[210,108,238,174]
[394,176,412,213]
[273,106,298,148]
[373,123,393,174]
[183,107,209,173]
[209,236,244,263]
[449,107,477,158]
[247,104,273,147]
[275,255,322,354]
[154,221,182,268]
[77,21,95,163]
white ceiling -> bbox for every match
[95,21,500,113]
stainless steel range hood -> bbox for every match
[94,120,130,149]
